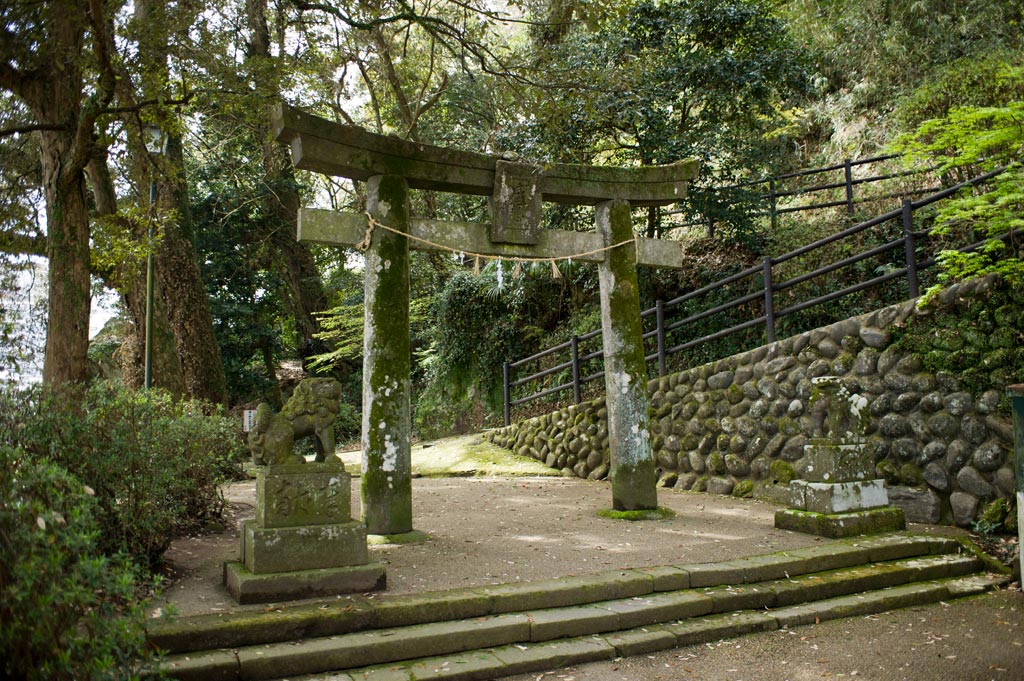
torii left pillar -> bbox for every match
[361,175,415,537]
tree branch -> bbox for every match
[64,0,119,182]
[0,122,70,138]
[0,228,46,258]
[99,93,199,116]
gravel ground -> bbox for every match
[156,473,825,617]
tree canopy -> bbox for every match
[0,0,1019,431]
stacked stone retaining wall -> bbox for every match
[485,275,1019,527]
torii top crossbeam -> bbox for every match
[272,105,698,269]
[273,104,698,207]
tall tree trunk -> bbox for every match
[86,149,185,394]
[119,286,184,393]
[136,0,227,404]
[247,0,330,366]
[31,3,91,385]
[153,133,227,403]
[39,128,92,385]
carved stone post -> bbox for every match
[596,199,658,511]
[362,175,413,535]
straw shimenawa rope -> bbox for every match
[359,212,639,277]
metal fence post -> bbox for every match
[503,361,511,426]
[570,335,582,405]
[655,299,666,377]
[763,256,776,343]
[844,158,855,214]
[769,178,778,231]
[901,199,919,298]
[1008,385,1024,581]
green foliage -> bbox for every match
[415,270,532,436]
[310,297,432,372]
[972,498,1011,536]
[897,100,1024,171]
[0,445,158,680]
[896,52,1024,128]
[190,127,293,404]
[785,0,1024,107]
[0,383,243,567]
[893,63,1024,291]
[89,207,168,293]
[514,0,809,242]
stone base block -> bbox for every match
[803,442,874,483]
[774,507,906,538]
[224,560,386,604]
[789,479,888,514]
[241,520,368,574]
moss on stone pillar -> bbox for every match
[596,199,658,510]
[361,175,413,534]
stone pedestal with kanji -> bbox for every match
[224,460,385,604]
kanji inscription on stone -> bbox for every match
[256,462,351,528]
[490,159,542,245]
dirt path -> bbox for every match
[155,435,823,617]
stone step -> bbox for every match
[157,543,996,681]
[330,573,1009,681]
[149,533,955,655]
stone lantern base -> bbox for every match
[775,436,906,539]
[774,506,906,538]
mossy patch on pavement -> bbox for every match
[366,530,431,546]
[597,507,676,521]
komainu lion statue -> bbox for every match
[248,377,344,465]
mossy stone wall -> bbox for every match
[485,275,1020,528]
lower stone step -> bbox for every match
[149,533,956,655]
[159,551,995,681]
[328,574,1008,681]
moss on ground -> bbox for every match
[597,507,676,521]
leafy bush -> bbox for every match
[0,445,156,680]
[415,270,534,435]
[0,383,244,567]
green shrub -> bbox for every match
[0,445,157,680]
[0,383,244,567]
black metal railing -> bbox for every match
[666,153,940,233]
[503,165,1012,425]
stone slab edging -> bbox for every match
[148,534,952,654]
[159,567,1005,681]
[154,537,1001,680]
[329,573,1007,681]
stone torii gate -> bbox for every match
[273,105,698,537]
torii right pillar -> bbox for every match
[596,199,658,510]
